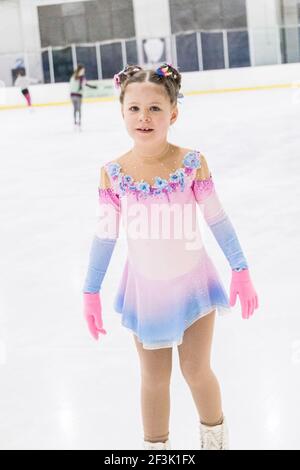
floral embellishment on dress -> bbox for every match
[137,181,151,194]
[123,174,133,185]
[183,152,201,170]
[154,177,168,190]
[107,162,121,178]
[169,168,183,183]
[105,150,201,200]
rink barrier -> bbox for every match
[0,82,299,111]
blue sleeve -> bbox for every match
[192,155,248,272]
[83,237,117,293]
[83,168,121,293]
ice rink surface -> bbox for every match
[0,86,299,450]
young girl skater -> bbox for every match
[14,70,38,107]
[69,64,97,129]
[83,63,259,451]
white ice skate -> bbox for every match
[199,415,229,450]
[143,439,171,450]
[74,122,82,132]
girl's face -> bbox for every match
[78,68,85,76]
[121,82,178,145]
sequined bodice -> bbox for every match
[105,150,202,201]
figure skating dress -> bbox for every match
[83,149,248,349]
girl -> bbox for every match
[82,63,259,450]
[69,64,97,129]
[14,70,38,107]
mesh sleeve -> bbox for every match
[83,166,121,293]
[191,154,249,271]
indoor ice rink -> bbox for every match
[0,0,300,451]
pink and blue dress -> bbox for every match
[83,150,248,349]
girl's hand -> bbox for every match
[229,269,259,319]
[83,292,107,340]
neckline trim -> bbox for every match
[105,150,201,196]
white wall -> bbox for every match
[0,0,23,54]
[0,0,43,86]
[1,63,300,109]
[132,0,170,38]
[19,0,43,82]
[0,0,298,89]
[132,0,171,64]
[35,0,90,5]
[246,0,282,66]
[281,0,300,63]
[0,1,23,86]
[282,0,299,22]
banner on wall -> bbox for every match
[142,38,166,66]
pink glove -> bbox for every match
[229,269,259,320]
[83,292,107,340]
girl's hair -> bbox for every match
[73,64,85,80]
[115,63,182,106]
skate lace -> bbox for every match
[149,443,164,450]
[144,439,170,450]
[201,426,224,450]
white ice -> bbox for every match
[0,86,299,450]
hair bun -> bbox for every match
[114,64,142,89]
[114,62,182,105]
[155,63,181,90]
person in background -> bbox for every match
[14,70,39,108]
[69,64,97,129]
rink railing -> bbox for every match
[1,25,300,86]
[1,62,300,110]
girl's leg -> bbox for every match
[25,92,31,106]
[77,97,82,125]
[133,335,172,443]
[21,89,31,106]
[177,310,224,425]
[71,97,76,123]
[71,96,79,124]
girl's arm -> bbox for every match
[80,77,97,90]
[191,154,248,271]
[85,82,97,89]
[83,166,120,293]
[83,167,121,338]
[192,154,259,319]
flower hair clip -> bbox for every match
[155,63,183,103]
[155,63,177,79]
[113,65,142,89]
[113,72,122,89]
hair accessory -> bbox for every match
[113,65,142,89]
[113,72,122,89]
[155,63,177,79]
[155,63,183,103]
